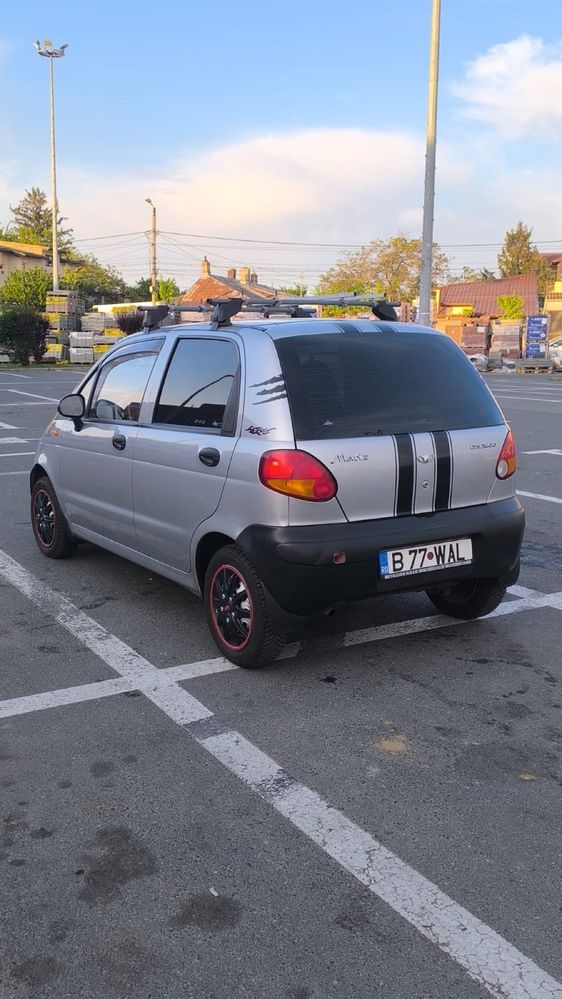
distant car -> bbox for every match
[30,302,525,668]
[549,336,562,370]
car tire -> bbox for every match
[204,545,285,668]
[426,578,506,620]
[31,476,78,559]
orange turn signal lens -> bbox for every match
[259,450,337,502]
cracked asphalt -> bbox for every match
[0,367,561,999]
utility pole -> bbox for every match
[145,198,158,303]
[34,40,68,292]
[418,0,441,326]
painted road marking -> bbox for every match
[0,401,57,407]
[0,548,560,998]
[0,452,34,458]
[518,490,562,506]
[522,449,562,456]
[0,422,19,430]
[0,437,37,444]
[202,730,562,999]
[1,585,561,720]
[492,395,562,403]
[0,470,29,476]
[0,372,32,379]
[7,389,59,402]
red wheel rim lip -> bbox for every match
[33,488,56,549]
[209,563,253,653]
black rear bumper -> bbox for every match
[236,497,525,615]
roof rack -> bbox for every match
[141,293,399,330]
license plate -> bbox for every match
[379,538,473,578]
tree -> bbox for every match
[61,256,127,306]
[317,235,450,303]
[0,268,52,310]
[497,295,524,320]
[0,306,50,365]
[158,277,180,302]
[457,265,497,283]
[279,283,308,298]
[125,277,152,300]
[9,187,74,251]
[497,221,553,297]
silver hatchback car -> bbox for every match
[31,298,525,668]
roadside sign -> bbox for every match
[525,314,550,358]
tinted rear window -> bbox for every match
[275,331,503,439]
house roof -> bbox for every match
[539,252,562,266]
[177,268,277,306]
[438,274,538,317]
[0,239,48,258]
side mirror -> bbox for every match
[58,393,85,430]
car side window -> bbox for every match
[153,338,239,431]
[88,352,158,423]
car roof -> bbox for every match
[123,318,440,344]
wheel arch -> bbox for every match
[195,531,236,592]
[30,462,49,492]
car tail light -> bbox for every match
[259,450,337,501]
[496,428,517,479]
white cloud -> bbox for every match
[61,128,429,241]
[1,116,561,289]
[453,35,562,139]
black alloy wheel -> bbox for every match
[33,488,56,549]
[210,563,253,653]
[30,477,78,559]
[204,545,285,668]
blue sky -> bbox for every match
[1,0,561,290]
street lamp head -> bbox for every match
[33,39,69,58]
[145,197,153,206]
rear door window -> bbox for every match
[153,338,239,431]
[275,331,504,439]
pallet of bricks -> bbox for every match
[71,311,126,364]
[460,320,491,356]
[489,319,521,363]
[43,290,85,363]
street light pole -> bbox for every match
[418,0,441,326]
[145,198,158,303]
[34,40,68,292]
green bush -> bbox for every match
[0,306,50,365]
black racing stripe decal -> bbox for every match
[335,322,362,334]
[432,431,452,511]
[395,434,415,516]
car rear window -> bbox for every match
[275,330,503,439]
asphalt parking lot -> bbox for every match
[0,366,561,999]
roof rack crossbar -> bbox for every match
[144,293,400,329]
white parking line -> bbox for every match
[0,437,38,444]
[518,490,562,506]
[0,401,57,407]
[0,452,34,458]
[0,372,32,379]
[0,545,561,998]
[7,389,59,402]
[202,730,562,999]
[0,421,19,430]
[492,395,562,403]
[0,470,29,476]
[522,449,562,456]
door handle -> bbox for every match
[112,433,127,451]
[198,447,220,467]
